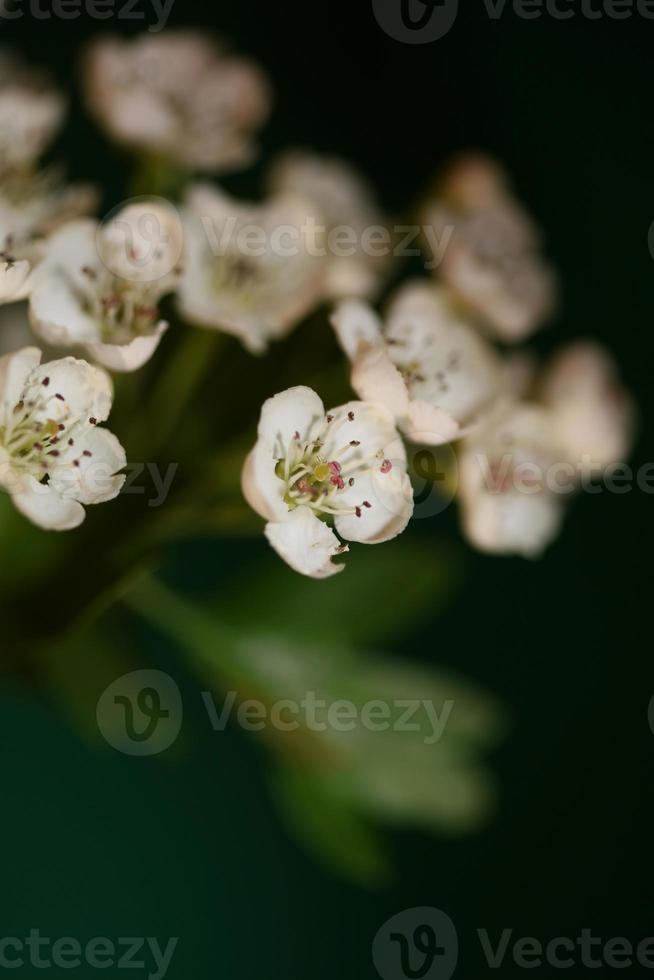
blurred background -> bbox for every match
[1,1,653,977]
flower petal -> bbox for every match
[0,346,42,427]
[241,442,287,522]
[321,401,406,465]
[403,399,461,446]
[29,356,113,423]
[258,386,325,454]
[350,346,410,420]
[29,222,100,346]
[0,259,32,304]
[50,426,126,505]
[12,474,85,531]
[83,321,167,373]
[264,506,346,579]
[460,487,563,559]
[334,468,414,545]
[330,299,383,361]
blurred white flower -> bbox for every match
[0,170,97,306]
[28,202,182,372]
[332,281,502,445]
[268,150,389,300]
[178,183,326,353]
[242,386,414,578]
[540,340,635,470]
[458,402,565,558]
[0,301,67,361]
[0,348,125,530]
[423,154,557,343]
[83,31,271,172]
[0,52,65,175]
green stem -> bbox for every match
[138,328,223,457]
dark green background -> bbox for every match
[2,2,653,977]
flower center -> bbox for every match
[0,377,96,481]
[78,266,159,343]
[275,411,392,521]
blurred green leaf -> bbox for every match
[0,494,70,595]
[123,572,504,884]
[209,538,465,647]
[272,766,390,887]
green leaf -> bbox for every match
[271,766,391,887]
[210,538,464,647]
[123,573,504,882]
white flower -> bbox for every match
[178,183,326,353]
[331,281,502,445]
[28,202,182,372]
[0,301,65,361]
[422,155,557,343]
[0,52,65,174]
[0,348,125,530]
[0,170,97,306]
[540,341,635,470]
[83,32,271,172]
[268,151,388,300]
[242,386,414,578]
[457,402,565,558]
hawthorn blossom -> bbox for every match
[178,184,326,353]
[540,341,635,470]
[83,32,271,172]
[0,52,93,305]
[28,202,183,372]
[0,347,125,530]
[268,151,389,300]
[331,281,502,445]
[0,52,65,176]
[241,386,414,578]
[0,170,97,305]
[457,402,565,558]
[422,154,557,342]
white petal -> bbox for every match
[330,299,383,361]
[83,321,167,373]
[51,429,125,506]
[0,346,42,427]
[541,341,635,467]
[461,487,563,559]
[258,386,325,454]
[98,201,183,285]
[264,506,346,579]
[350,346,410,420]
[29,356,113,423]
[29,222,100,345]
[0,259,32,303]
[29,268,100,346]
[240,442,287,522]
[321,401,406,465]
[403,399,461,446]
[12,474,85,531]
[334,468,414,545]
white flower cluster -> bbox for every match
[0,35,635,566]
